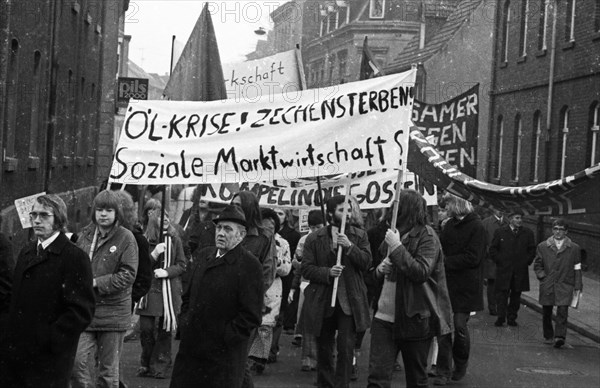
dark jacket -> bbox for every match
[243,227,276,294]
[172,244,263,388]
[77,223,138,331]
[373,225,453,340]
[489,225,536,293]
[534,236,583,306]
[136,230,187,317]
[1,233,95,388]
[481,215,507,279]
[366,220,389,306]
[279,224,301,257]
[0,233,13,320]
[301,225,372,336]
[440,213,487,313]
[131,228,152,305]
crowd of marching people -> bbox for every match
[0,184,583,388]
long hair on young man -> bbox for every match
[395,190,428,229]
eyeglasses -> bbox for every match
[29,212,54,220]
[552,227,566,231]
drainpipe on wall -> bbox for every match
[44,0,60,192]
[544,0,557,181]
[0,0,13,193]
[539,0,558,243]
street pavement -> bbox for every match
[119,290,600,388]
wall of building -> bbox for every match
[491,0,600,274]
[0,0,126,252]
[423,0,497,180]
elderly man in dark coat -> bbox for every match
[489,208,536,327]
[301,195,372,388]
[533,218,582,348]
[170,204,263,388]
[0,194,95,388]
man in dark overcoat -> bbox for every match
[489,208,536,327]
[170,205,263,388]
[0,194,95,388]
[301,195,372,388]
[481,209,506,316]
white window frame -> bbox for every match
[519,0,529,56]
[502,1,511,62]
[497,117,505,180]
[514,116,523,181]
[532,113,542,182]
[540,0,549,50]
[591,104,600,166]
[369,0,385,19]
[560,108,569,178]
[567,0,576,42]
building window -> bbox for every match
[558,106,569,178]
[495,116,505,179]
[29,51,42,156]
[327,55,336,84]
[589,102,600,166]
[501,1,511,63]
[327,10,338,33]
[595,0,600,32]
[369,0,385,19]
[565,0,576,42]
[513,114,523,181]
[530,111,542,182]
[337,50,347,83]
[4,39,19,160]
[538,0,549,50]
[519,0,529,56]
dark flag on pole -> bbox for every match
[359,36,385,80]
[163,3,226,101]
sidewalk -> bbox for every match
[521,267,600,343]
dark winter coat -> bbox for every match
[440,213,487,313]
[171,244,263,388]
[243,227,277,295]
[136,231,186,317]
[366,220,389,306]
[373,225,453,340]
[0,232,13,321]
[489,225,536,292]
[131,228,152,305]
[481,215,507,279]
[534,237,583,306]
[301,225,372,336]
[77,223,138,331]
[1,233,95,388]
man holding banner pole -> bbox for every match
[301,195,371,387]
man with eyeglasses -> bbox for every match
[0,194,95,387]
[533,219,582,348]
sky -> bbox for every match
[125,1,285,75]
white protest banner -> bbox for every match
[222,49,301,101]
[109,69,416,185]
[15,192,46,228]
[175,169,436,211]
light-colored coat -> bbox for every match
[533,237,583,306]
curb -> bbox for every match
[520,295,600,344]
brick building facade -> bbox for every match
[0,0,128,246]
[489,0,600,272]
